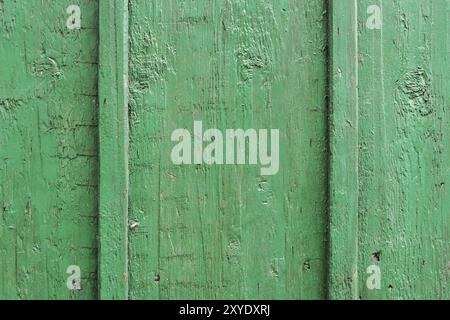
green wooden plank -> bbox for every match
[127,0,329,299]
[356,0,450,299]
[328,0,360,300]
[329,0,450,300]
[98,0,129,300]
[0,0,99,299]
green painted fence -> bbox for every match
[0,0,449,300]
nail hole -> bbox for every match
[372,251,381,263]
[303,261,311,272]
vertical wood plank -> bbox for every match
[328,0,360,300]
[98,0,129,300]
[0,0,99,299]
[330,0,450,300]
[127,0,329,299]
[356,0,450,299]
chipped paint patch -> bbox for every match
[397,68,433,116]
[32,55,63,79]
[0,98,24,119]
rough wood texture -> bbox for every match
[98,0,129,300]
[1,0,449,300]
[328,0,359,300]
[0,0,99,299]
[356,0,449,300]
[127,0,329,299]
[330,0,450,299]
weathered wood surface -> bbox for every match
[98,0,129,300]
[1,0,449,300]
[0,0,99,299]
[328,0,360,300]
[127,0,329,299]
[330,0,450,299]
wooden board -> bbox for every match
[0,0,99,299]
[98,0,129,300]
[329,0,450,299]
[127,0,329,299]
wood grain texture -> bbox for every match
[330,0,450,300]
[98,0,129,300]
[127,0,329,299]
[1,0,448,301]
[328,0,360,300]
[356,0,450,299]
[0,0,99,299]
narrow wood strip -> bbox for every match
[98,0,129,300]
[328,0,360,300]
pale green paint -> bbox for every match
[127,0,329,299]
[98,0,129,300]
[0,0,99,299]
[355,0,450,300]
[329,0,450,300]
[328,0,360,300]
[0,0,449,300]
